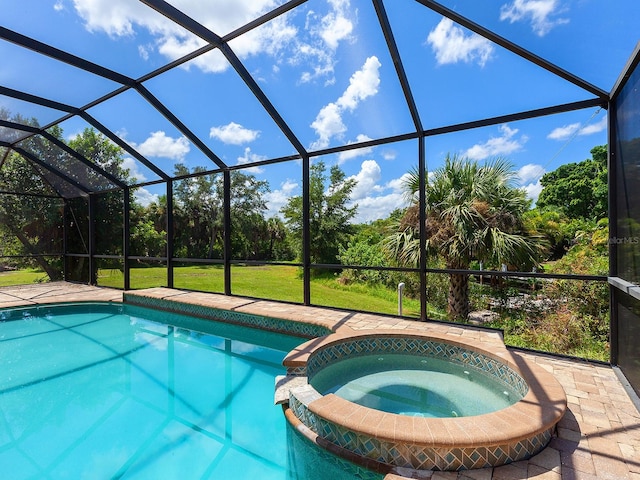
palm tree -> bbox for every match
[386,154,540,320]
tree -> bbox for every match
[0,154,64,279]
[172,166,271,259]
[228,171,271,259]
[386,155,539,320]
[66,129,132,280]
[129,194,167,258]
[0,112,66,279]
[523,208,571,261]
[281,160,357,268]
[265,216,293,260]
[536,145,607,221]
[0,120,132,282]
[172,166,217,258]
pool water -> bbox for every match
[0,303,381,480]
[310,353,522,417]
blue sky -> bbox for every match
[2,0,639,223]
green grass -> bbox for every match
[310,276,422,317]
[105,264,421,317]
[0,268,50,286]
[0,265,608,360]
[3,264,421,318]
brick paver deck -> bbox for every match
[1,282,638,480]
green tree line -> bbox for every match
[0,117,610,358]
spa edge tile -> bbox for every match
[394,415,417,443]
[372,412,397,439]
[411,416,435,445]
[340,405,374,431]
[424,418,456,447]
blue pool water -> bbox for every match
[310,354,522,417]
[0,303,381,480]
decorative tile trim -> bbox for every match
[306,336,528,397]
[289,387,554,471]
[288,407,383,480]
[123,293,331,338]
[287,366,307,376]
[286,333,566,472]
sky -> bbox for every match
[1,0,639,223]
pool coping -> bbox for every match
[281,329,566,471]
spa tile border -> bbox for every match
[302,333,529,398]
[289,392,555,471]
[285,329,566,471]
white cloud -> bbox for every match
[294,1,355,83]
[336,56,381,110]
[349,170,412,223]
[547,122,580,140]
[547,116,608,140]
[381,150,397,161]
[295,43,336,84]
[319,0,354,50]
[337,134,373,163]
[209,122,260,145]
[121,156,147,182]
[514,164,546,203]
[517,163,546,184]
[265,179,299,218]
[71,0,351,81]
[236,147,266,173]
[71,0,291,73]
[577,116,608,136]
[500,0,569,36]
[386,173,412,193]
[310,56,381,149]
[352,193,402,223]
[310,103,347,149]
[54,1,65,12]
[464,124,527,160]
[427,18,494,67]
[348,160,382,201]
[133,131,190,160]
[138,44,150,61]
[229,14,296,60]
[133,187,159,207]
[72,0,154,37]
[523,180,543,203]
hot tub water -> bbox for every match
[310,353,521,417]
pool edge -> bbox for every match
[284,329,566,472]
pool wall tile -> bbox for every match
[123,293,331,338]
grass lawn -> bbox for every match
[0,265,608,359]
[0,268,50,286]
[7,264,423,318]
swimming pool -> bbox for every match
[0,303,381,480]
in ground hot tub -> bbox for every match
[309,352,525,418]
[279,330,566,472]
